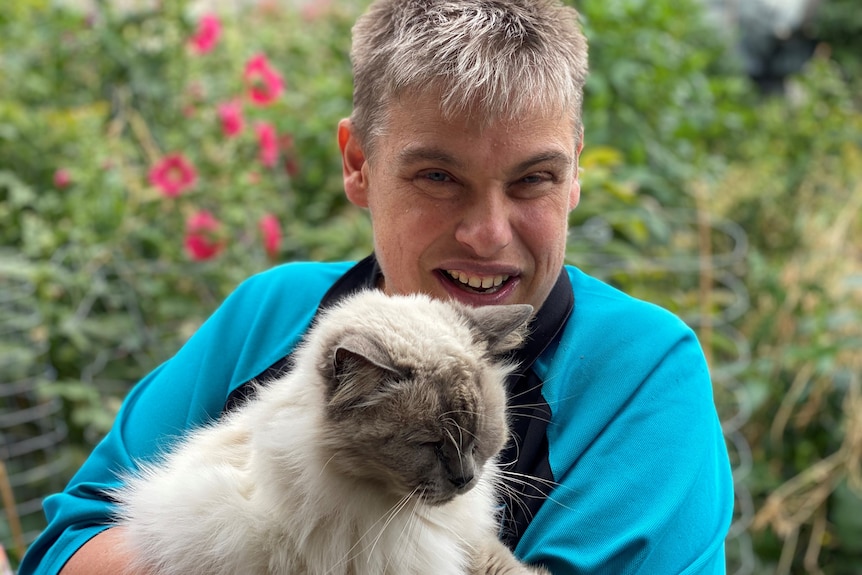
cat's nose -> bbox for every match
[438,441,476,490]
[448,472,474,489]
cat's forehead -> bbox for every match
[332,291,475,340]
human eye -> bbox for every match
[412,169,461,200]
[511,172,556,198]
[520,173,548,185]
[419,170,454,184]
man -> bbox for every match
[20,0,733,573]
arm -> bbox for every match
[19,263,338,575]
[59,528,148,575]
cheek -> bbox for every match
[379,444,441,486]
[514,201,570,251]
[371,199,453,262]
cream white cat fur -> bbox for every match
[110,290,550,575]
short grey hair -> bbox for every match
[349,0,589,154]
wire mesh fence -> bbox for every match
[0,258,71,562]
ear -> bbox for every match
[461,304,534,355]
[327,334,402,411]
[569,136,584,211]
[338,118,370,208]
[569,171,581,211]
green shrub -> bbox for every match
[0,2,372,557]
[711,56,862,574]
[2,0,861,572]
[575,0,755,205]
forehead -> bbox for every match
[376,92,578,167]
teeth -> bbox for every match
[447,271,509,291]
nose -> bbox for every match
[438,442,477,490]
[448,471,474,489]
[454,192,512,258]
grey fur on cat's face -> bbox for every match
[315,294,532,505]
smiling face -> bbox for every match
[339,92,582,310]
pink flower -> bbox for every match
[255,122,279,168]
[53,168,72,189]
[149,153,197,197]
[189,14,222,54]
[243,54,284,106]
[184,210,225,261]
[217,100,244,137]
[258,213,282,259]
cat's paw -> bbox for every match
[471,537,552,575]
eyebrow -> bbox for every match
[396,146,574,176]
[396,146,464,169]
[512,151,574,176]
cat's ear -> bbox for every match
[327,335,402,411]
[462,304,534,355]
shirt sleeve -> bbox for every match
[17,262,335,575]
[518,273,734,574]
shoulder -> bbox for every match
[539,264,710,420]
[563,264,692,342]
[520,266,732,572]
[233,260,356,300]
[159,260,357,409]
[213,261,354,324]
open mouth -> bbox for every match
[442,270,511,294]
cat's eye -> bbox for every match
[428,441,444,452]
[410,437,443,450]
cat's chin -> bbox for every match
[417,492,460,506]
[413,483,476,506]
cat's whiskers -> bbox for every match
[365,487,422,564]
[442,427,461,458]
[424,500,480,565]
[497,469,563,496]
[506,405,553,425]
[505,378,547,402]
[317,451,340,478]
[506,372,581,409]
[381,491,424,573]
[507,392,597,427]
[116,290,539,575]
[323,489,418,575]
[497,469,575,513]
[440,415,478,444]
[494,476,536,523]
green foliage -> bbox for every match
[573,0,755,204]
[1,0,861,572]
[0,0,372,556]
[710,56,862,573]
[567,2,862,572]
[811,0,862,81]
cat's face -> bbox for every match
[313,292,532,505]
[322,352,509,504]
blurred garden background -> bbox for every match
[1,0,860,572]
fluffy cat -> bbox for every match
[110,290,550,575]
